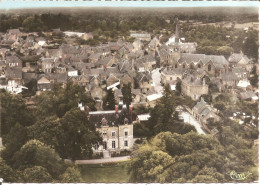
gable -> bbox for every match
[38,76,50,84]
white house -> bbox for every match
[0,80,28,94]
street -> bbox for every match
[180,111,206,135]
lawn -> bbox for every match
[78,161,131,183]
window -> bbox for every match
[103,142,107,150]
[94,144,99,150]
[170,77,172,80]
[103,131,107,136]
[112,141,116,149]
[111,131,115,137]
[125,131,128,137]
[198,64,201,68]
[208,64,211,72]
[124,140,128,147]
[183,64,185,68]
[175,64,178,68]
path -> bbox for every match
[75,156,130,164]
[180,111,206,135]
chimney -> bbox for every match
[115,105,118,114]
[201,97,204,102]
[203,78,205,85]
[85,106,90,117]
[129,105,133,122]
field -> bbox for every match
[78,161,131,183]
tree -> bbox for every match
[22,166,53,183]
[103,89,116,110]
[175,80,182,96]
[22,15,45,32]
[60,108,102,160]
[0,157,18,182]
[1,123,28,165]
[242,31,258,59]
[122,83,132,108]
[27,116,64,157]
[12,140,65,179]
[249,65,258,87]
[60,167,82,182]
[0,91,34,136]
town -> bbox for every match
[0,6,259,183]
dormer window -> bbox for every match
[124,118,129,124]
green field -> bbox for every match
[79,161,131,183]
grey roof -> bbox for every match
[132,89,141,96]
[229,53,250,64]
[232,67,247,74]
[183,75,204,85]
[89,53,101,61]
[148,36,159,47]
[136,72,152,82]
[5,56,22,64]
[162,68,183,75]
[194,98,207,110]
[114,89,123,98]
[179,53,228,68]
[240,91,257,100]
[5,67,22,79]
[8,29,21,35]
[221,72,238,81]
[22,72,37,81]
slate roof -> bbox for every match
[240,91,257,100]
[5,67,22,79]
[183,75,204,85]
[178,53,228,68]
[229,53,250,64]
[162,68,183,75]
[221,72,238,81]
[5,56,22,65]
[89,107,131,127]
[136,72,152,82]
[8,29,21,35]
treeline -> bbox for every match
[0,82,102,182]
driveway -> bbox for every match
[75,156,130,164]
[180,111,206,135]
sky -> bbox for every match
[0,0,259,10]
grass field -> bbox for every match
[78,161,131,183]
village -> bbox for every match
[0,6,259,181]
[0,18,259,157]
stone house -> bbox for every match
[5,56,23,68]
[192,97,220,128]
[120,73,134,88]
[41,58,57,73]
[5,67,23,85]
[136,72,153,93]
[161,68,182,85]
[83,105,134,155]
[181,75,208,101]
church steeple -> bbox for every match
[175,18,180,43]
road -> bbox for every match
[151,68,163,94]
[75,156,130,164]
[180,111,206,135]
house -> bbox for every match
[132,89,142,103]
[161,68,182,85]
[41,58,57,73]
[114,89,123,105]
[182,76,208,101]
[148,36,160,52]
[136,72,153,93]
[67,67,78,77]
[220,72,238,88]
[120,73,134,88]
[37,75,52,91]
[130,32,151,41]
[229,53,250,67]
[132,39,143,52]
[239,91,258,102]
[147,93,163,108]
[5,56,22,68]
[192,97,220,129]
[81,105,134,155]
[0,80,27,94]
[5,67,23,85]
